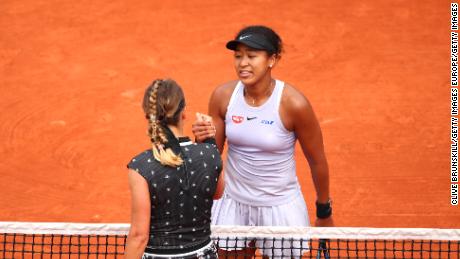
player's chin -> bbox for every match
[239,79,252,86]
[240,75,264,87]
[239,74,256,85]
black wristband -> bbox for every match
[316,200,332,219]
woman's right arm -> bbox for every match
[207,86,228,153]
[124,170,151,259]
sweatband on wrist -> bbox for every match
[316,200,332,219]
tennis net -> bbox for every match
[1,222,459,258]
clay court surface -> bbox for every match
[0,1,458,228]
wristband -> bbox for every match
[316,199,332,219]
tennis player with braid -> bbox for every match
[192,25,333,258]
[125,79,224,259]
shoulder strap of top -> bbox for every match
[227,81,243,111]
[274,80,285,112]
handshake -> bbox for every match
[192,113,216,143]
[196,112,212,123]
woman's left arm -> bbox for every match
[285,89,333,227]
[124,170,151,259]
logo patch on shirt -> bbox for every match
[261,120,274,125]
[232,115,244,124]
[247,116,257,121]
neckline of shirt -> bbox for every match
[240,79,279,111]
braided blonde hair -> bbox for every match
[143,79,184,167]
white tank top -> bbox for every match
[224,80,300,206]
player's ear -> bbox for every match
[181,107,187,121]
[268,54,277,68]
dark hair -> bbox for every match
[235,25,283,56]
[142,79,185,166]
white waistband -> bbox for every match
[144,240,213,258]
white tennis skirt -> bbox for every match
[211,192,310,258]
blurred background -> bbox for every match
[0,0,457,228]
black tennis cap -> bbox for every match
[226,33,277,54]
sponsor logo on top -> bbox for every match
[261,120,274,125]
[232,115,274,125]
[232,115,244,124]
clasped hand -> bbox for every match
[192,113,216,142]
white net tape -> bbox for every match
[1,222,459,241]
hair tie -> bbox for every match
[161,125,182,156]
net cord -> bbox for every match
[0,222,459,241]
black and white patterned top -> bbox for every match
[127,137,222,253]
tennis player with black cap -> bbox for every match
[192,25,333,259]
[226,33,278,54]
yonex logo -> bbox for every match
[261,120,274,125]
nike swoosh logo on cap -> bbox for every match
[239,35,251,40]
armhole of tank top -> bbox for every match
[226,81,241,113]
[274,80,284,111]
[274,80,292,133]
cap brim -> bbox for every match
[226,39,269,51]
